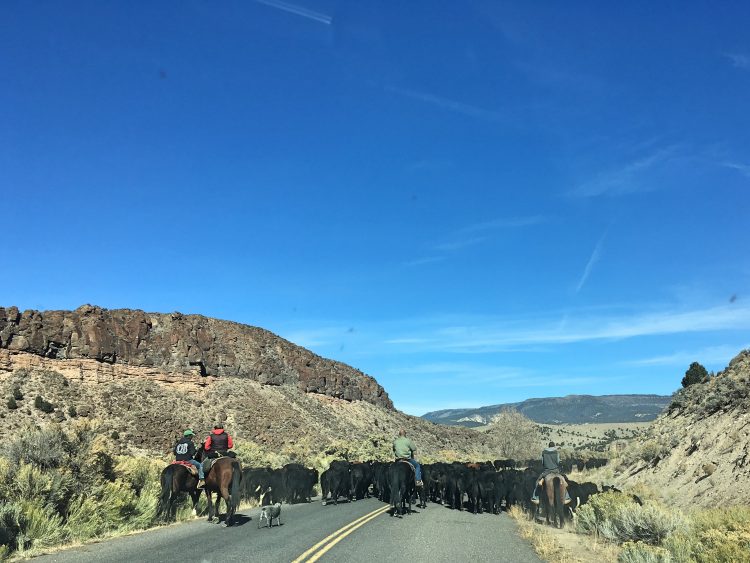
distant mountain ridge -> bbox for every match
[422,394,671,426]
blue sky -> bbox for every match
[2,1,749,415]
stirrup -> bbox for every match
[197,480,205,488]
[531,498,539,505]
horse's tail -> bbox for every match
[231,462,242,511]
[553,476,563,527]
[157,465,175,518]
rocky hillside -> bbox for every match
[613,349,750,508]
[423,394,671,426]
[0,305,505,461]
[0,352,500,461]
[0,305,390,408]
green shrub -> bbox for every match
[5,426,67,469]
[12,387,23,401]
[604,503,688,545]
[0,500,67,556]
[620,541,674,563]
[576,492,687,545]
[6,397,17,410]
[9,463,75,516]
[661,507,750,563]
[67,405,77,418]
[33,396,54,414]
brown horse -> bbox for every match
[540,473,567,528]
[157,463,202,521]
[201,455,243,526]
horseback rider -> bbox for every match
[174,429,205,488]
[531,441,570,504]
[204,423,236,458]
[393,429,423,487]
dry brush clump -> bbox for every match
[0,421,187,560]
[486,408,541,460]
[573,491,750,562]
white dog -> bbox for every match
[258,502,282,529]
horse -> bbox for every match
[196,446,243,526]
[157,462,202,521]
[388,461,415,517]
[540,472,567,528]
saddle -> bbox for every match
[172,460,199,478]
[396,458,416,476]
[202,451,237,474]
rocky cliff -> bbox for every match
[613,349,750,508]
[0,305,392,409]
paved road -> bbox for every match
[33,498,542,563]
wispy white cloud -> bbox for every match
[724,52,750,70]
[719,160,750,178]
[404,256,446,267]
[576,232,607,293]
[281,326,347,348]
[386,85,507,123]
[460,215,547,233]
[433,236,486,252]
[570,146,681,198]
[384,304,750,353]
[254,0,332,25]
[626,344,749,367]
[428,215,545,255]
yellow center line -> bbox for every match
[305,506,389,562]
[292,505,390,563]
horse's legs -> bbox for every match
[220,485,231,525]
[189,490,201,517]
[206,490,214,522]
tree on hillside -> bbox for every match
[487,408,540,460]
[682,362,709,388]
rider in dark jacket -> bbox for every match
[174,429,205,487]
[531,442,570,504]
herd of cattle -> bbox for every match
[237,456,615,523]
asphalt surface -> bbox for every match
[32,498,543,563]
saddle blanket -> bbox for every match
[172,460,199,477]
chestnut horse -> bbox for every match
[197,447,242,526]
[540,473,567,528]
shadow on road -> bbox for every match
[222,514,252,528]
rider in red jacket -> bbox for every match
[204,424,234,458]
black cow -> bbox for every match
[566,479,599,510]
[349,462,373,500]
[282,463,318,504]
[493,459,516,471]
[321,460,351,506]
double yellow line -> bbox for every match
[292,505,390,563]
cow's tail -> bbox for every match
[553,476,563,528]
[231,462,242,511]
[157,465,174,519]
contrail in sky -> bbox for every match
[576,232,606,293]
[254,0,332,25]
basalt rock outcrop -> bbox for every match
[0,305,392,409]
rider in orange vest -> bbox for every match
[204,424,235,458]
